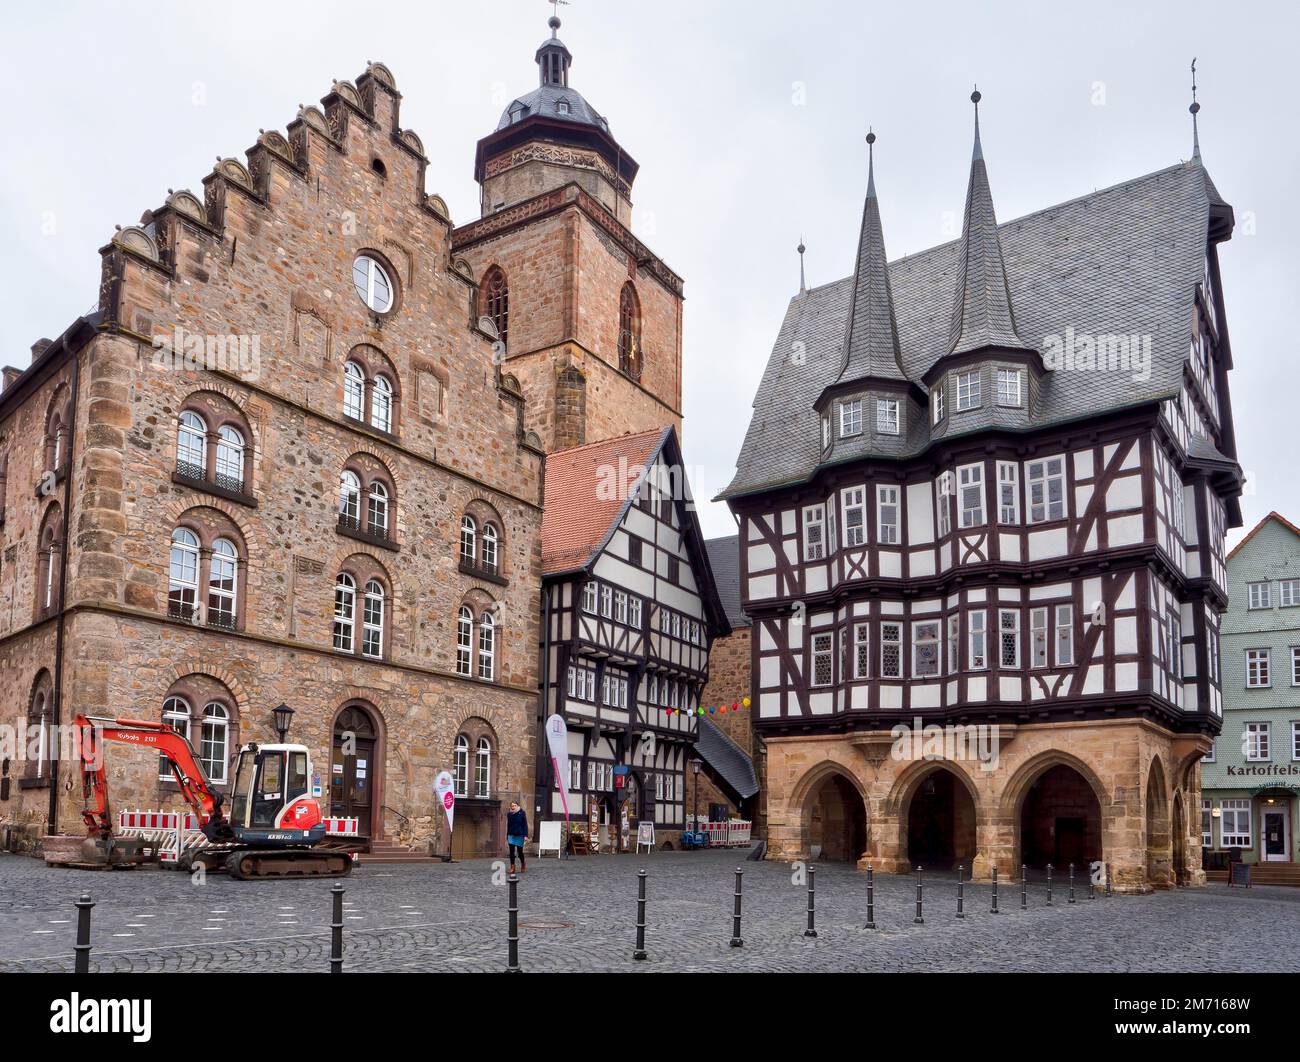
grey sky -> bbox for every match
[2,0,1294,548]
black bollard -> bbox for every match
[1020,864,1027,910]
[730,867,744,948]
[1106,863,1113,898]
[73,893,94,974]
[804,864,818,938]
[913,866,924,925]
[865,866,876,930]
[506,872,521,973]
[991,864,1000,914]
[633,869,648,961]
[1046,863,1054,906]
[1068,863,1076,905]
[329,882,344,974]
[956,865,965,919]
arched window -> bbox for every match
[453,734,469,798]
[339,471,362,529]
[333,573,356,652]
[207,538,238,630]
[368,481,389,536]
[214,426,245,492]
[177,411,207,477]
[482,266,509,350]
[199,702,230,783]
[475,736,491,797]
[371,376,393,434]
[362,579,385,659]
[618,282,642,380]
[25,675,53,784]
[456,606,473,675]
[482,524,499,574]
[37,507,61,617]
[478,611,496,681]
[169,528,201,621]
[159,695,192,780]
[460,516,477,565]
[343,361,366,422]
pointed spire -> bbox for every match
[797,237,807,294]
[838,130,907,383]
[946,89,1032,357]
[1189,57,1202,161]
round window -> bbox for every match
[352,255,394,313]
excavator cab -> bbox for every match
[225,743,326,845]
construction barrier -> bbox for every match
[115,809,360,864]
[685,818,752,848]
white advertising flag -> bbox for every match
[544,714,570,820]
[434,769,455,834]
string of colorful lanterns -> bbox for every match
[666,696,751,717]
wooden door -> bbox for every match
[331,706,377,839]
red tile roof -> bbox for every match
[1227,510,1300,561]
[541,427,670,575]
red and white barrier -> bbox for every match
[685,818,753,847]
[114,808,359,864]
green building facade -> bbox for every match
[1201,512,1300,864]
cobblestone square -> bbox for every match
[2,850,1297,973]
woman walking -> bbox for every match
[506,800,529,875]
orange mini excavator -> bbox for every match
[76,714,356,879]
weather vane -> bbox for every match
[550,0,570,17]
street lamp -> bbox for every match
[692,758,701,834]
[272,703,294,743]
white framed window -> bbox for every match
[168,527,200,620]
[1030,607,1048,668]
[215,426,245,489]
[1170,477,1186,538]
[629,597,642,628]
[803,505,825,561]
[1281,580,1300,608]
[811,632,834,686]
[936,473,951,538]
[456,606,473,675]
[207,538,238,629]
[842,488,866,547]
[876,398,899,436]
[999,609,1020,668]
[482,524,498,573]
[600,585,613,618]
[880,622,902,678]
[453,735,469,798]
[475,738,491,797]
[371,375,394,433]
[367,480,389,535]
[996,368,1021,407]
[1292,721,1300,761]
[1247,581,1272,610]
[159,696,192,781]
[821,415,831,451]
[912,621,940,678]
[1168,614,1182,680]
[177,411,207,475]
[333,573,356,652]
[946,614,960,674]
[352,254,394,313]
[956,370,981,410]
[569,759,583,792]
[932,384,945,424]
[340,471,362,526]
[582,581,598,614]
[1055,604,1074,666]
[1291,647,1300,687]
[840,399,863,437]
[362,580,385,658]
[1244,721,1270,761]
[343,361,366,421]
[1201,799,1213,848]
[588,761,598,792]
[1204,740,1216,763]
[968,611,987,670]
[877,485,899,545]
[198,703,229,784]
[958,463,985,528]
[477,611,496,680]
[997,461,1019,524]
[1246,648,1271,688]
[1220,799,1251,848]
[1026,457,1066,523]
[614,590,628,624]
[853,623,870,679]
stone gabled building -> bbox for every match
[718,95,1244,890]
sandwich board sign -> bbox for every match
[636,821,655,853]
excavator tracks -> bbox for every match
[225,848,354,880]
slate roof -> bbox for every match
[719,157,1228,501]
[695,717,759,800]
[703,535,749,629]
[541,427,668,576]
[497,83,610,134]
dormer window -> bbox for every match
[956,370,981,411]
[932,384,945,424]
[556,98,571,115]
[821,415,831,451]
[839,399,862,438]
[875,399,899,436]
[996,368,1021,407]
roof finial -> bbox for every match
[970,86,983,161]
[797,236,807,294]
[1189,57,1202,161]
[549,0,568,34]
[865,128,877,198]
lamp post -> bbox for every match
[273,703,295,743]
[692,759,701,835]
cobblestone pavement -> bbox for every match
[1,850,1297,973]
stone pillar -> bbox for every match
[863,795,906,873]
[974,813,1014,881]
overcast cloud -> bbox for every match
[1,0,1294,547]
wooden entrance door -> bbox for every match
[331,706,377,840]
[1055,817,1086,868]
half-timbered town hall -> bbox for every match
[719,94,1243,890]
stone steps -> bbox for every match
[358,841,439,865]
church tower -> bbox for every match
[451,16,684,452]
